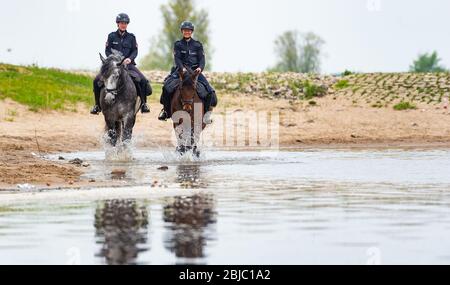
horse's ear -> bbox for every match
[99,53,106,64]
[191,71,199,83]
[178,68,184,80]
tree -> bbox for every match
[409,51,446,73]
[140,0,212,70]
[271,31,325,73]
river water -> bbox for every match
[0,148,449,264]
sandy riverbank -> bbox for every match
[1,91,450,189]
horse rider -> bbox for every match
[91,13,151,115]
[158,21,217,124]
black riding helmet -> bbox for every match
[116,13,130,24]
[180,21,194,31]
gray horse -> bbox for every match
[99,51,141,147]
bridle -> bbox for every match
[105,62,126,96]
[181,95,194,106]
[105,87,119,96]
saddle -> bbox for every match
[127,69,141,82]
[128,70,152,96]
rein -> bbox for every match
[105,88,119,95]
[178,67,198,106]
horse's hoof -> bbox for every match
[176,146,186,155]
[193,147,200,158]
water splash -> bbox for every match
[160,147,204,163]
[101,133,135,162]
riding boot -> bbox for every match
[204,92,212,113]
[140,88,150,113]
[158,109,169,121]
[158,87,170,121]
[160,88,172,119]
[90,105,101,115]
[141,100,150,113]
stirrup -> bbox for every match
[158,110,168,121]
[141,103,150,113]
[90,105,101,115]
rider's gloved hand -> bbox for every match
[123,58,132,65]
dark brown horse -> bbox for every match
[171,67,206,157]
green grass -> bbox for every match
[334,79,350,90]
[147,83,163,103]
[0,63,93,111]
[0,63,163,111]
[393,101,417,110]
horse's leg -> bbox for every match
[189,126,201,158]
[176,145,186,155]
[173,122,186,155]
[114,121,122,144]
[105,120,118,147]
[123,115,136,143]
[173,109,193,156]
[191,131,200,157]
[171,89,188,155]
[192,101,204,158]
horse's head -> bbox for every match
[99,50,125,105]
[178,67,199,112]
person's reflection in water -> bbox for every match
[163,164,217,259]
[94,199,149,265]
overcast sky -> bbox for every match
[1,0,450,74]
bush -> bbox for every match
[393,101,417,110]
[302,80,327,99]
[342,70,353,76]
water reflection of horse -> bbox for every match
[171,68,206,157]
[163,165,216,259]
[94,199,149,265]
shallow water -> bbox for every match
[1,148,450,264]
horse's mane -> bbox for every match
[180,67,198,88]
[181,74,195,87]
[100,55,122,78]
